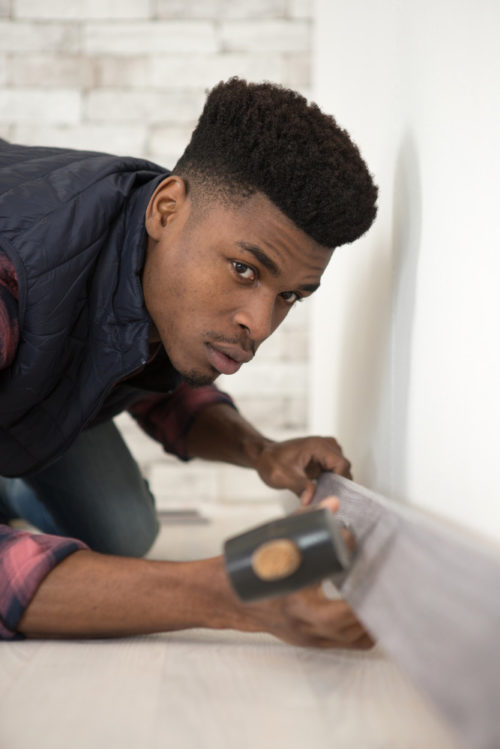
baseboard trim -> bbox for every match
[314,473,500,749]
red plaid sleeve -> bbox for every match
[128,381,236,460]
[0,524,87,639]
[0,250,19,370]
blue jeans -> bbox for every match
[0,421,159,557]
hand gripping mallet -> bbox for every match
[223,507,354,602]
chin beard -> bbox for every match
[181,369,219,388]
[162,344,218,387]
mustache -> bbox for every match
[206,331,256,357]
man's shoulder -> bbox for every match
[0,139,166,197]
[0,141,168,257]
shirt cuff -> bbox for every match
[0,525,88,639]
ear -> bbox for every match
[145,176,189,242]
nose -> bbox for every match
[233,292,276,346]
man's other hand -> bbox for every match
[238,496,371,649]
[255,436,352,506]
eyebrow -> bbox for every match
[298,281,321,293]
[236,241,321,294]
[236,242,280,276]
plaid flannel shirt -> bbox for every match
[0,525,87,638]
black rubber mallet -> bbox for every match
[223,508,354,602]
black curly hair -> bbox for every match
[173,78,378,249]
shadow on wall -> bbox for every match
[334,132,422,500]
[334,227,392,490]
[388,131,422,500]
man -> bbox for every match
[0,79,377,647]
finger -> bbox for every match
[317,495,340,513]
[299,481,316,506]
[350,632,375,649]
[332,457,352,478]
[336,620,369,643]
[343,464,353,481]
[340,526,356,553]
[264,460,316,497]
[315,598,364,633]
[295,495,339,514]
[302,631,374,650]
[304,443,352,479]
[308,616,367,645]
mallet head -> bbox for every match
[224,508,353,602]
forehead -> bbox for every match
[194,191,333,278]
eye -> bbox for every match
[280,290,303,305]
[232,261,256,281]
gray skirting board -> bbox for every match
[314,473,500,749]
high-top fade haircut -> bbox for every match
[173,78,378,249]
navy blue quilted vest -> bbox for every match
[0,141,170,477]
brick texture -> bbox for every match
[219,21,309,53]
[148,54,284,90]
[0,21,79,52]
[7,54,95,87]
[84,89,206,124]
[14,0,153,20]
[83,22,218,55]
[1,0,314,511]
[12,123,148,155]
[0,54,6,85]
[0,89,81,123]
[287,0,313,19]
[155,0,287,20]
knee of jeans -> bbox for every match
[91,508,160,558]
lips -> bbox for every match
[205,343,252,375]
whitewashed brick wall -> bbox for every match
[0,0,314,511]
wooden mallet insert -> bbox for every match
[251,538,303,581]
[224,508,352,601]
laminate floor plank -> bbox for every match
[0,509,461,749]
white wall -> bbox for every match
[311,0,500,541]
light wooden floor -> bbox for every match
[0,506,462,749]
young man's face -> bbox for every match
[142,178,333,386]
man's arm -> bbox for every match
[0,524,87,639]
[185,402,352,505]
[130,374,351,506]
[128,381,236,460]
[17,499,371,649]
[18,550,371,649]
